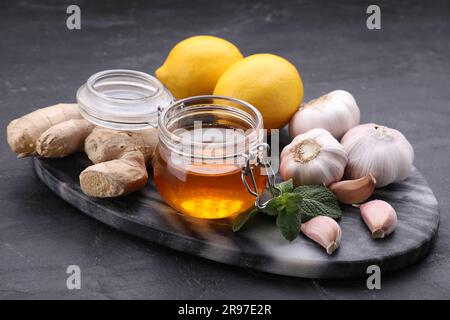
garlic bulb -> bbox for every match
[341,123,414,188]
[289,90,360,140]
[280,128,348,186]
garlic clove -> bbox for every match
[359,200,397,238]
[301,216,342,255]
[329,173,376,204]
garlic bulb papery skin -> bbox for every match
[289,90,360,140]
[341,123,414,188]
[280,128,348,186]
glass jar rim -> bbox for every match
[86,69,163,103]
[77,69,174,130]
[158,95,264,159]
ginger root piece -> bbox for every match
[80,151,148,198]
[81,128,158,198]
[7,103,80,158]
[84,127,158,165]
[36,119,95,158]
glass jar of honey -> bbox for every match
[154,96,269,219]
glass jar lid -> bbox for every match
[76,69,174,130]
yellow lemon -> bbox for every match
[214,54,304,130]
[155,35,243,99]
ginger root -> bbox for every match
[80,127,158,197]
[7,103,80,158]
[84,127,158,165]
[8,102,160,198]
[79,151,148,198]
[36,119,95,158]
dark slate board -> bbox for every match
[33,152,439,279]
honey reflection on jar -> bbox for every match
[153,143,267,219]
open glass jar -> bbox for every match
[154,96,268,219]
[77,69,174,130]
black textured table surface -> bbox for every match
[1,0,449,299]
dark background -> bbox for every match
[1,0,449,299]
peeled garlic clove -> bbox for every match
[359,200,397,239]
[301,216,342,255]
[329,174,376,204]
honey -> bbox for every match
[154,144,267,219]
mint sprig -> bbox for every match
[232,179,342,241]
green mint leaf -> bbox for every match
[283,193,303,215]
[281,179,294,193]
[276,210,300,241]
[263,195,288,216]
[232,208,259,232]
[271,179,294,196]
[284,193,303,215]
[293,185,342,221]
[263,198,281,216]
[263,192,303,240]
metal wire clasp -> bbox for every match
[241,142,279,210]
